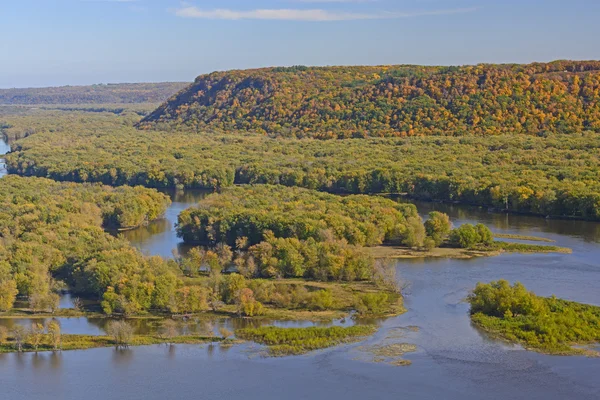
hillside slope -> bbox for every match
[139,61,600,138]
[0,82,188,105]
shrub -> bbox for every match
[308,290,335,311]
[106,320,134,347]
[449,223,494,248]
[355,293,390,315]
[239,288,265,317]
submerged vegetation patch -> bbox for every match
[235,325,378,356]
[493,233,555,243]
[355,326,419,366]
[487,241,571,254]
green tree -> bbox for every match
[222,273,246,305]
[449,224,479,248]
[475,223,494,245]
[401,216,426,248]
[424,212,452,246]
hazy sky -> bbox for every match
[1,0,599,88]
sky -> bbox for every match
[0,0,599,88]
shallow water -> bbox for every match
[0,316,355,337]
[1,187,600,399]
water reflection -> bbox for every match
[409,199,600,243]
[0,314,358,337]
[118,189,211,258]
[111,348,134,366]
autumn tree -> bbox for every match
[0,326,8,345]
[46,320,62,351]
[160,319,179,345]
[0,279,18,312]
[29,323,45,352]
[11,325,27,352]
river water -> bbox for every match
[0,135,9,178]
[118,189,209,258]
[1,163,599,399]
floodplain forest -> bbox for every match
[5,113,600,221]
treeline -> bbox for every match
[7,113,600,220]
[0,176,174,314]
[469,280,600,354]
[140,61,600,138]
[0,82,188,105]
[0,107,146,141]
[1,175,171,229]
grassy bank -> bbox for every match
[236,325,378,355]
[493,233,555,243]
[486,241,572,254]
[370,245,499,260]
[370,241,570,260]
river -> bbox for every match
[0,135,9,178]
[118,189,210,258]
[1,164,599,399]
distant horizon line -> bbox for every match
[1,58,597,90]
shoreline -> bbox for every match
[470,319,600,357]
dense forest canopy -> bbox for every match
[176,185,426,282]
[0,176,176,313]
[140,61,600,138]
[6,112,600,220]
[0,107,146,140]
[176,185,419,247]
[0,82,188,105]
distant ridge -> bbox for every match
[0,82,189,105]
[139,61,600,138]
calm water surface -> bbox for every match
[1,187,599,399]
[118,189,209,258]
[0,316,355,337]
